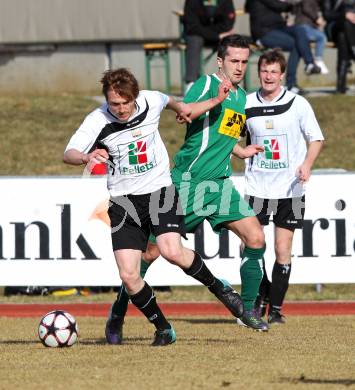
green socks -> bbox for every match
[110,259,151,319]
[240,246,265,311]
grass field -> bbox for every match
[0,94,355,175]
[1,284,355,304]
[1,315,354,390]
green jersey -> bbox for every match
[174,74,247,180]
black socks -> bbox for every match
[183,251,224,294]
[130,282,170,331]
[269,262,292,313]
[258,257,271,303]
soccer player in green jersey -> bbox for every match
[106,35,268,343]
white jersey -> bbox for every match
[244,88,324,199]
[65,90,172,196]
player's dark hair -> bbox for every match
[258,49,287,74]
[217,34,250,59]
[101,68,139,101]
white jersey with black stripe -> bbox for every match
[244,87,324,199]
[65,90,172,196]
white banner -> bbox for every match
[0,174,354,286]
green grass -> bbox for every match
[0,316,354,389]
[0,94,355,175]
[307,95,355,171]
[0,95,97,176]
[1,284,354,304]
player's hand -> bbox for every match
[83,148,109,165]
[316,16,326,28]
[219,28,235,40]
[345,11,355,24]
[176,102,192,124]
[216,79,232,103]
[243,144,264,158]
[296,163,311,183]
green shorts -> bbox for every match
[171,168,255,233]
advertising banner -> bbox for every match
[0,174,354,286]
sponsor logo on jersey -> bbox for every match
[219,109,246,139]
[265,119,274,129]
[131,128,142,137]
[257,135,289,169]
[128,141,147,164]
[120,140,155,175]
[264,138,280,160]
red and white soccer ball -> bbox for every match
[38,310,79,348]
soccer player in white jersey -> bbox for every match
[235,49,324,324]
[63,68,245,346]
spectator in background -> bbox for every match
[323,0,355,93]
[245,0,321,94]
[293,0,329,74]
[183,0,236,91]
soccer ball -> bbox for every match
[38,310,79,348]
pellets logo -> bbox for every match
[121,140,155,175]
[264,138,280,160]
[256,134,288,169]
[128,141,148,165]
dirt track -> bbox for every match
[1,301,355,317]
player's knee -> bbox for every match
[245,228,265,249]
[275,239,292,258]
[275,244,291,264]
[159,244,183,264]
[119,270,140,290]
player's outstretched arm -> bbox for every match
[185,79,232,121]
[171,79,232,124]
[232,143,264,159]
[166,96,192,124]
[63,148,109,166]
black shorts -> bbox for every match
[108,185,186,251]
[245,195,306,231]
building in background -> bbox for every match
[0,0,345,94]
